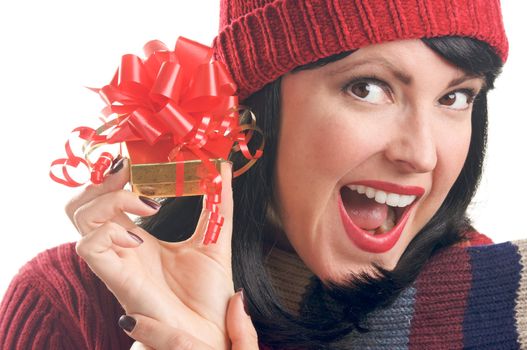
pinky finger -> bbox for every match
[119,314,215,350]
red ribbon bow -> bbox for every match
[50,37,263,244]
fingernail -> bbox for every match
[238,288,250,315]
[118,315,136,332]
[127,231,143,244]
[109,155,124,174]
[139,196,161,210]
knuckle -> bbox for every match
[104,221,121,232]
[64,183,106,220]
[74,222,118,258]
[75,233,100,259]
[98,222,122,241]
[64,198,77,220]
[65,193,88,224]
[114,189,132,202]
[130,318,154,339]
[110,190,133,214]
[84,183,101,193]
[75,237,88,257]
[71,206,85,228]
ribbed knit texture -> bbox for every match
[1,237,526,349]
[338,286,417,349]
[463,243,522,349]
[267,237,527,349]
[213,0,508,100]
[408,243,472,347]
[0,243,133,349]
[265,246,314,314]
[518,242,527,349]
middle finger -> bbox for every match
[73,189,160,235]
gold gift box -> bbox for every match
[130,159,224,198]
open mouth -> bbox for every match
[338,182,423,253]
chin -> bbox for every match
[316,215,421,284]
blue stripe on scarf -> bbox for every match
[463,242,522,349]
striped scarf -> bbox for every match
[266,239,527,349]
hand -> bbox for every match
[124,290,258,350]
[66,157,256,348]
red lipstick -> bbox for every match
[352,180,425,196]
[338,181,423,253]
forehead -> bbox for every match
[327,40,454,73]
[318,39,484,86]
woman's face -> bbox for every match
[275,39,485,282]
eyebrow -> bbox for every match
[328,57,485,89]
[446,74,486,90]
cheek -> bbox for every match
[278,110,379,181]
[426,120,473,213]
[442,122,472,182]
[274,108,337,224]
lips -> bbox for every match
[338,181,424,254]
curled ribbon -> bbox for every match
[50,37,264,244]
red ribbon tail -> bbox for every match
[203,209,224,244]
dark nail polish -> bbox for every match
[109,155,124,174]
[118,315,136,332]
[139,196,161,210]
[238,288,250,315]
[127,231,144,244]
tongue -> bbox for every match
[341,188,388,230]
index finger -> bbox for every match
[65,156,130,223]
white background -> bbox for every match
[0,1,526,297]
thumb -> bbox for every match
[227,289,259,350]
[118,314,213,350]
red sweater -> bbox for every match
[0,243,133,349]
[2,234,526,349]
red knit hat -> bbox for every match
[213,0,508,100]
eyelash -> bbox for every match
[445,88,478,104]
[342,75,479,108]
[342,75,389,97]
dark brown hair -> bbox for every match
[140,37,503,349]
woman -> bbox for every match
[1,0,526,349]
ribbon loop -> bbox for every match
[157,101,195,139]
[151,61,183,101]
[50,37,265,245]
[119,54,152,90]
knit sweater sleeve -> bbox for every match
[0,242,133,350]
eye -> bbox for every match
[344,79,392,105]
[438,89,476,110]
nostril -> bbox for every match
[386,147,437,174]
[384,121,438,173]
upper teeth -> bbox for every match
[348,185,417,208]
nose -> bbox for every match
[385,109,438,174]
